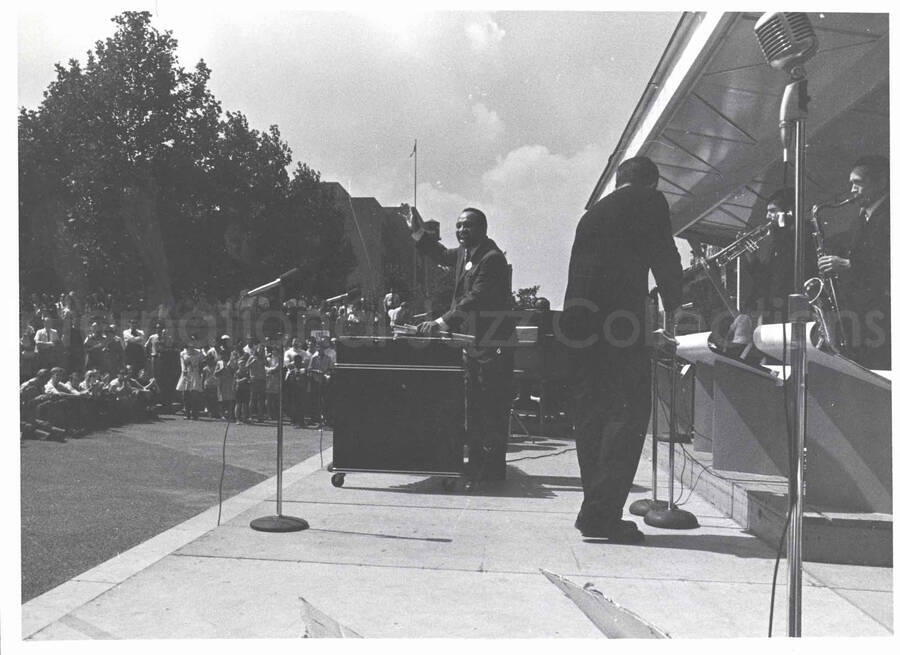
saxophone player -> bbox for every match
[817,155,890,369]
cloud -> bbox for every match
[471,102,504,142]
[414,183,471,225]
[464,14,505,51]
[481,144,605,208]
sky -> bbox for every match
[17,2,682,307]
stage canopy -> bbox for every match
[588,12,888,247]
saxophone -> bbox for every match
[804,193,856,353]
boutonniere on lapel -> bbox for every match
[465,261,473,272]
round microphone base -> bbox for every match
[644,506,699,530]
[250,515,310,533]
[629,498,669,517]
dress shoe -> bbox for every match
[575,516,638,531]
[576,518,644,543]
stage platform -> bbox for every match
[652,439,893,567]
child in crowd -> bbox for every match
[265,349,280,420]
[233,354,251,423]
[215,350,237,422]
[246,340,266,421]
[202,362,220,419]
[284,354,307,426]
[176,336,204,420]
[135,368,159,397]
[124,365,154,418]
[107,369,135,424]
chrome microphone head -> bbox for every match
[754,12,818,77]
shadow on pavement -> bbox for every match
[338,469,648,499]
[633,532,777,559]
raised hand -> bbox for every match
[401,203,423,233]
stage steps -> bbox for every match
[649,439,893,567]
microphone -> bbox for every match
[245,268,301,297]
[755,13,819,162]
[754,12,818,77]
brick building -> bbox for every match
[323,182,444,310]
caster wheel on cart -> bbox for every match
[326,462,334,472]
[441,478,457,491]
[331,473,345,488]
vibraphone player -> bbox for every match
[402,204,514,483]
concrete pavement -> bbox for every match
[22,433,893,639]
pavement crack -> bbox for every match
[169,553,814,587]
[570,546,582,571]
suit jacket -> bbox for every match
[416,235,513,350]
[562,184,682,349]
[743,228,816,322]
[844,197,890,315]
[841,197,890,368]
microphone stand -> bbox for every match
[251,283,310,533]
[629,289,667,516]
[643,309,699,531]
[782,74,810,637]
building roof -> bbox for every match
[589,12,888,246]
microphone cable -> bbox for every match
[216,416,233,526]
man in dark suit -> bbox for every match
[562,156,682,542]
[818,155,890,369]
[403,205,514,482]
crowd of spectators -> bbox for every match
[19,288,354,441]
[20,285,561,442]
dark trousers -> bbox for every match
[158,352,179,410]
[844,301,891,370]
[286,378,305,424]
[308,376,324,421]
[182,391,202,419]
[571,344,651,526]
[464,349,513,477]
[250,379,266,419]
[124,343,145,373]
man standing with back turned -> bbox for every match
[562,156,682,542]
[403,204,514,483]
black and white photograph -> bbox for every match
[4,1,896,647]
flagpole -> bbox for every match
[412,139,417,292]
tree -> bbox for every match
[19,11,355,307]
[19,12,221,305]
[512,285,541,310]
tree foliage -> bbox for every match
[512,285,541,310]
[19,11,354,307]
